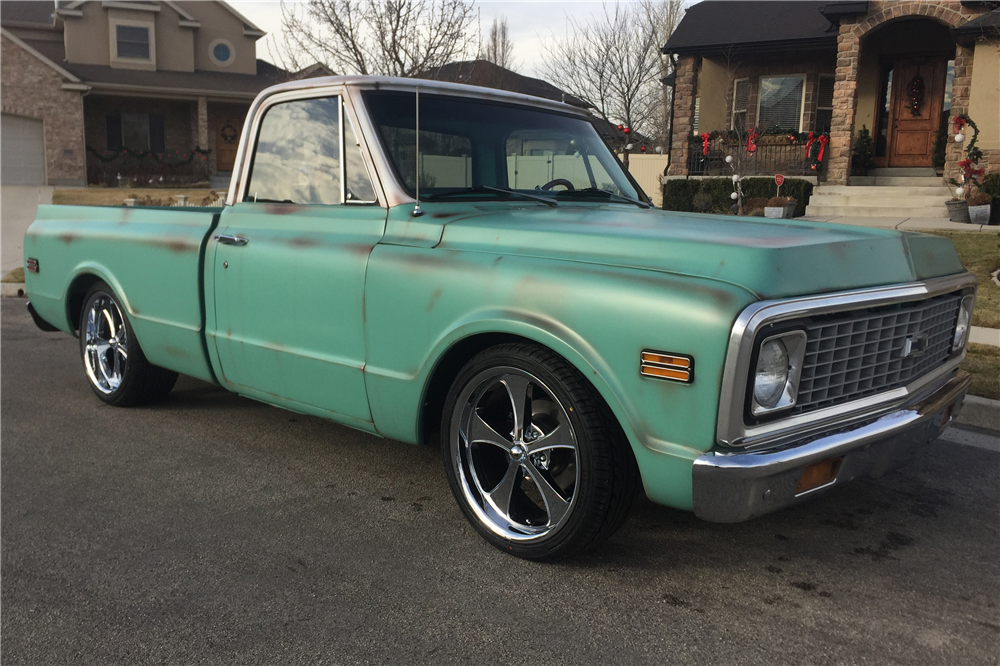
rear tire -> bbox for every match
[441,342,638,560]
[79,281,177,406]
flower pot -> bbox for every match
[764,206,784,219]
[969,204,991,224]
[945,200,970,223]
[783,202,797,218]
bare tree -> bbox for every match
[540,3,663,168]
[481,16,515,71]
[271,0,479,78]
[639,0,685,148]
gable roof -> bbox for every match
[664,1,839,56]
[420,60,590,109]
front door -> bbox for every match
[210,94,384,426]
[887,58,947,167]
[215,116,241,171]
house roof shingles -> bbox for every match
[664,1,838,56]
[421,60,590,109]
[1,1,55,27]
[19,37,289,97]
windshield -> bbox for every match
[362,90,642,203]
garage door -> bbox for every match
[1,114,45,185]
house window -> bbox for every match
[732,78,750,131]
[116,25,149,59]
[757,75,805,132]
[209,38,235,66]
[122,113,150,150]
[108,113,164,152]
[815,75,834,133]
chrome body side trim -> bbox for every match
[226,76,595,209]
[694,369,970,523]
[716,272,977,449]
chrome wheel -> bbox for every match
[83,294,128,394]
[451,367,579,542]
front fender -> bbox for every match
[363,245,758,509]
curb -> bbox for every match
[1,283,25,298]
[958,395,1000,433]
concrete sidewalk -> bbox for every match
[800,215,997,232]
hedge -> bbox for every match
[980,172,1000,225]
[662,177,815,218]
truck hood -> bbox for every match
[429,204,965,299]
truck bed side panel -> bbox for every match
[23,205,219,383]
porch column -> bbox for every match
[196,96,208,150]
[666,56,697,177]
[827,25,861,186]
[944,43,975,184]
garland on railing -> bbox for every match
[689,129,831,169]
[949,114,985,197]
[86,146,211,166]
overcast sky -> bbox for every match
[233,1,650,77]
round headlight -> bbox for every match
[953,296,974,350]
[754,339,789,408]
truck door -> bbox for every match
[210,93,385,426]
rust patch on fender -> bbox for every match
[163,345,189,358]
[263,204,300,215]
[431,212,458,219]
[289,237,321,248]
[58,232,79,245]
[427,287,443,312]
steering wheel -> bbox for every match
[540,178,575,191]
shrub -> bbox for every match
[767,196,789,207]
[747,208,766,217]
[851,126,875,175]
[981,172,1000,225]
[662,179,702,212]
[745,197,769,210]
[662,177,814,217]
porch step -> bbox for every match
[210,171,233,190]
[849,176,945,187]
[814,185,952,197]
[869,167,937,177]
[803,205,950,219]
[808,194,950,207]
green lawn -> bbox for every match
[963,343,1000,401]
[928,231,1000,329]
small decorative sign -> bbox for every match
[775,174,785,187]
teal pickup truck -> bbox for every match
[24,77,976,560]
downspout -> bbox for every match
[663,53,678,172]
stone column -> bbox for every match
[944,43,975,184]
[196,96,209,149]
[826,25,861,185]
[666,56,697,177]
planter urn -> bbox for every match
[968,204,991,224]
[783,202,797,218]
[945,200,970,223]
[764,207,784,219]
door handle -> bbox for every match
[216,234,248,246]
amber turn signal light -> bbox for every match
[640,350,693,383]
[795,457,842,495]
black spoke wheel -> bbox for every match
[442,342,638,560]
[79,281,177,406]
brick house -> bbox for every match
[663,0,999,218]
[0,1,317,187]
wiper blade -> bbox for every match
[424,185,558,207]
[555,188,650,209]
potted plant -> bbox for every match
[967,190,992,224]
[765,196,788,219]
[948,114,985,223]
[851,126,875,176]
[784,197,798,219]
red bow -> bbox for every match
[953,116,967,134]
[804,131,815,158]
[817,135,829,162]
[746,128,758,154]
[702,133,710,156]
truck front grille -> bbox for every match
[792,293,962,414]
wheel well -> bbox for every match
[418,332,629,452]
[66,274,102,333]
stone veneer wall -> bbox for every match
[1,34,86,186]
[666,56,698,176]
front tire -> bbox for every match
[441,343,638,560]
[79,281,177,406]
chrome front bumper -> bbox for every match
[692,370,970,523]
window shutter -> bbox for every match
[150,114,165,153]
[106,114,122,151]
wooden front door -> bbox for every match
[215,117,241,171]
[887,59,947,167]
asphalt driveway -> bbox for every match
[2,298,998,665]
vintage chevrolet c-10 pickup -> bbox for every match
[23,76,976,559]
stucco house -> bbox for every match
[663,0,999,218]
[0,0,314,187]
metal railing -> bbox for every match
[686,137,827,177]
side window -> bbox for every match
[246,96,342,205]
[344,113,377,203]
